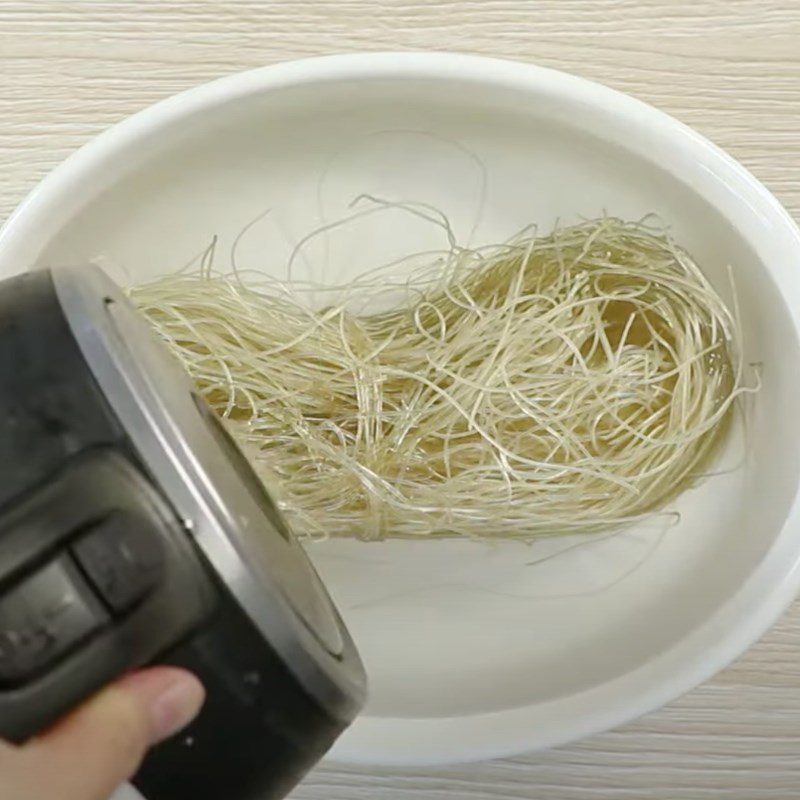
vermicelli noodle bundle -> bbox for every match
[131,217,748,540]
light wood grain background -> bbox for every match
[2,2,800,798]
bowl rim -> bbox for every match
[2,51,800,767]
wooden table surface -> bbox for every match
[2,2,800,798]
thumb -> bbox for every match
[21,667,205,800]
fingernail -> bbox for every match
[148,674,206,744]
[116,668,206,745]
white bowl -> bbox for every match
[3,52,800,768]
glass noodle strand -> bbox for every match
[131,217,750,541]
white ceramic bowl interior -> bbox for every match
[2,53,800,769]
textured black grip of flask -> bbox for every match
[135,579,346,800]
[0,269,127,509]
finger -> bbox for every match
[20,667,205,800]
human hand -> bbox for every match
[0,667,205,800]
